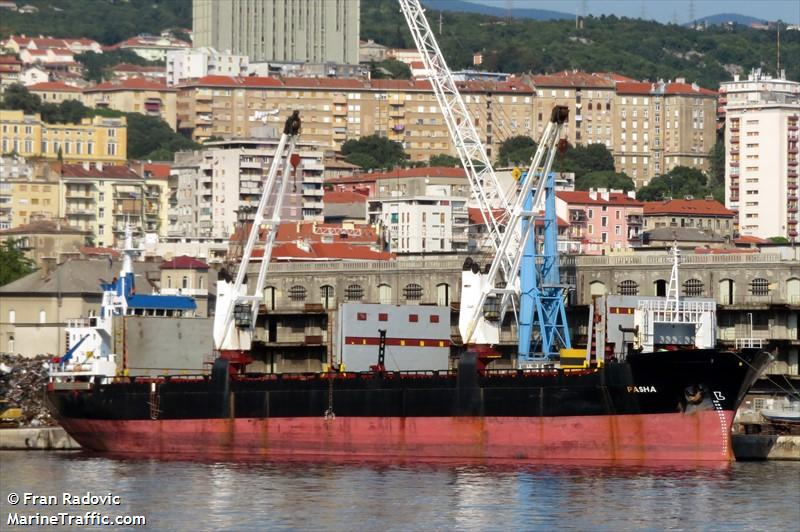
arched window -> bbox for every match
[288,285,307,302]
[654,279,667,297]
[198,276,204,289]
[344,284,364,301]
[39,309,46,323]
[750,278,769,296]
[788,278,800,306]
[718,279,735,305]
[589,281,607,296]
[683,279,704,297]
[320,285,335,309]
[264,286,277,310]
[403,283,423,301]
[8,310,15,324]
[617,280,638,296]
[378,284,392,305]
[436,283,450,306]
[182,275,188,289]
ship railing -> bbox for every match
[735,338,764,350]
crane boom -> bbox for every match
[398,0,517,273]
[213,118,300,359]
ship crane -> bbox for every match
[212,112,301,369]
[398,0,574,365]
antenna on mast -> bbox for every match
[777,22,781,73]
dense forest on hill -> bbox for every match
[1,0,796,88]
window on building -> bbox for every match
[618,280,639,296]
[39,309,46,324]
[182,276,188,289]
[683,279,704,297]
[403,283,423,301]
[288,285,307,302]
[436,283,450,306]
[749,278,769,296]
[320,285,335,309]
[344,284,364,301]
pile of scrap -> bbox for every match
[0,354,55,427]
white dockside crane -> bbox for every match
[212,112,301,370]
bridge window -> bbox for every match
[683,279,704,297]
[403,283,423,301]
[288,285,307,302]
[345,284,364,301]
[617,280,638,296]
[750,278,769,296]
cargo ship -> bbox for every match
[47,348,769,462]
[45,119,770,463]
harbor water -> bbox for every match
[1,451,799,530]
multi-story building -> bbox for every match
[170,138,325,239]
[1,159,60,228]
[0,217,88,265]
[326,167,471,199]
[60,163,167,247]
[368,195,470,254]
[556,189,644,254]
[176,75,536,162]
[614,80,717,187]
[0,110,127,164]
[718,68,799,123]
[83,78,178,130]
[192,0,359,64]
[2,35,102,55]
[113,35,190,62]
[0,55,23,93]
[725,93,800,240]
[642,198,736,240]
[166,47,249,86]
[27,81,83,104]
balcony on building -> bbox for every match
[65,188,95,199]
[626,214,643,225]
[144,98,162,115]
[569,209,587,224]
[65,206,95,216]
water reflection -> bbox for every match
[1,451,797,531]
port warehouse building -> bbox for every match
[1,251,798,376]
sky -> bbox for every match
[474,0,800,24]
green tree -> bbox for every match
[576,170,635,191]
[768,236,789,244]
[0,239,35,286]
[554,143,616,178]
[637,166,711,201]
[341,135,407,170]
[76,50,162,83]
[0,83,41,113]
[497,136,536,167]
[369,59,412,80]
[429,154,461,167]
[708,139,725,203]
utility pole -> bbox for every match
[438,11,442,35]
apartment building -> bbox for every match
[169,138,325,239]
[325,167,471,198]
[0,159,60,228]
[166,47,249,86]
[192,0,359,64]
[643,198,736,239]
[27,81,83,103]
[176,75,536,162]
[368,195,470,254]
[83,78,178,130]
[614,80,717,187]
[556,189,644,254]
[725,94,800,240]
[0,110,127,164]
[718,68,799,123]
[60,163,168,248]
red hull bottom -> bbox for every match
[59,410,735,462]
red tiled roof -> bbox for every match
[694,247,759,254]
[466,208,567,228]
[85,77,172,92]
[239,76,283,87]
[328,166,466,184]
[275,221,378,244]
[323,190,367,204]
[282,77,366,89]
[0,55,22,65]
[27,81,81,92]
[664,82,717,96]
[410,61,425,69]
[160,255,209,269]
[61,164,140,179]
[643,199,734,217]
[143,163,171,179]
[615,81,653,94]
[734,235,768,245]
[556,190,644,206]
[531,71,617,89]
